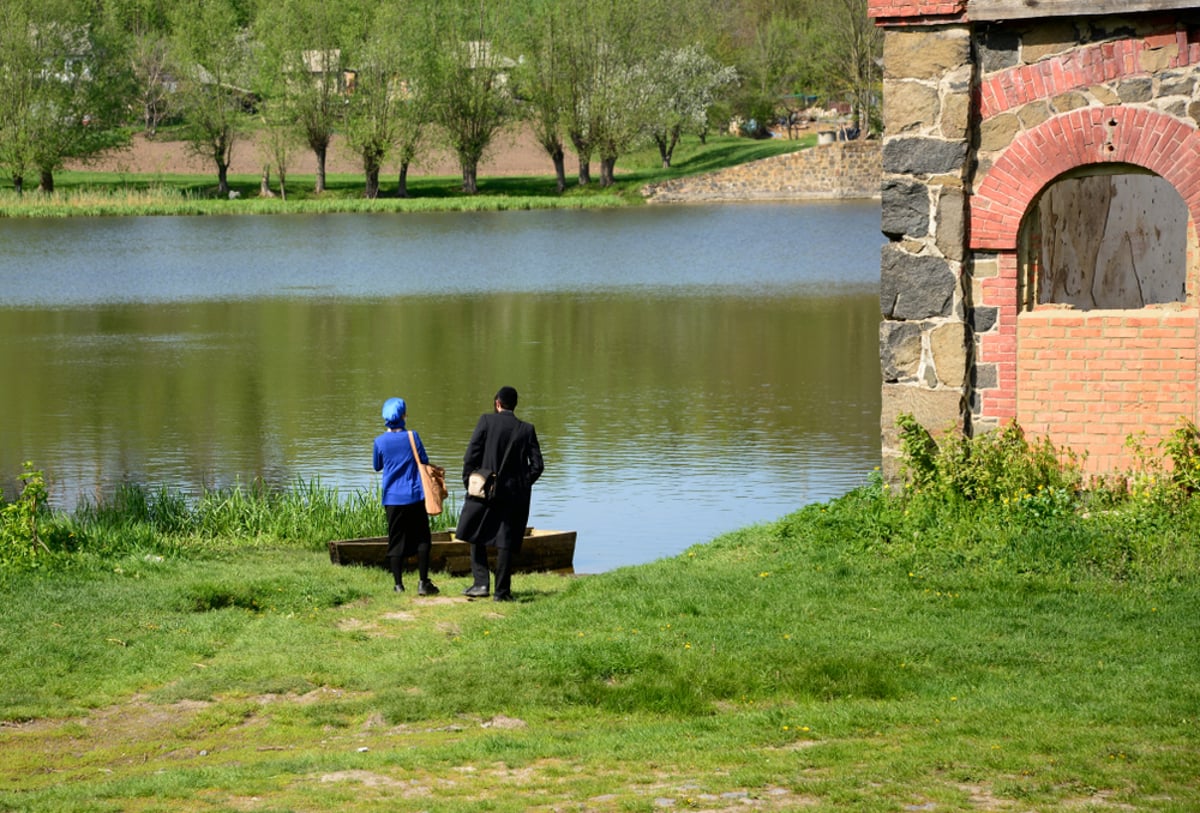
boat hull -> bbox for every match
[328,529,576,576]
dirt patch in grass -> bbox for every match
[67,125,559,178]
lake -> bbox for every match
[0,202,884,573]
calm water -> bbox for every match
[0,203,883,572]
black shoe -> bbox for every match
[462,585,490,598]
[394,583,405,593]
[493,592,515,602]
[418,580,440,596]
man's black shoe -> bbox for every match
[418,580,440,596]
[462,585,490,598]
[493,593,515,602]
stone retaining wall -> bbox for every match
[641,141,882,203]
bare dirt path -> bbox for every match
[67,125,559,178]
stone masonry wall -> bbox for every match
[877,25,973,478]
[641,141,881,204]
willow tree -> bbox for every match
[511,2,569,193]
[255,0,352,194]
[420,0,514,195]
[170,0,254,196]
[0,0,130,193]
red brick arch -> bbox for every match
[970,106,1200,250]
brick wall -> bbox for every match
[1016,309,1199,473]
[868,0,966,22]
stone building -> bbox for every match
[871,0,1200,478]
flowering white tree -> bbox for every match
[645,44,738,168]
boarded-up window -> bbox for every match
[1020,172,1187,311]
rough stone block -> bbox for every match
[1117,77,1154,104]
[884,80,940,134]
[880,321,923,381]
[977,29,1020,73]
[881,245,956,320]
[939,91,971,140]
[1050,91,1088,112]
[935,187,965,262]
[880,384,965,454]
[970,305,998,334]
[883,137,968,176]
[930,322,969,387]
[1021,22,1079,63]
[882,178,931,238]
[884,28,971,81]
[979,113,1021,152]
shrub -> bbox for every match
[0,462,57,569]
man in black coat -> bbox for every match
[455,386,544,601]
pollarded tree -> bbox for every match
[645,44,738,168]
[511,2,570,193]
[255,0,352,194]
[0,0,131,194]
[170,0,254,196]
[419,0,514,195]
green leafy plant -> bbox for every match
[0,462,51,568]
[1162,417,1200,494]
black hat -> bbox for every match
[495,386,518,409]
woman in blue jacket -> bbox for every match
[373,397,439,596]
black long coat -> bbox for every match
[454,411,544,550]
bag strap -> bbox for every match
[494,419,522,479]
[407,431,424,466]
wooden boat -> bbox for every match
[328,529,576,576]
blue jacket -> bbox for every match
[373,430,428,506]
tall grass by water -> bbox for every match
[1,419,1198,810]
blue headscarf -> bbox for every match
[381,397,407,429]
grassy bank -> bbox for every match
[1,423,1199,812]
[0,135,813,218]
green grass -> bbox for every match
[0,134,812,217]
[1,479,1197,812]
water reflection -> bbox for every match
[0,204,883,572]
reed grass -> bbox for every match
[55,478,454,561]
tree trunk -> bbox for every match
[314,145,327,194]
[364,164,380,199]
[570,132,591,186]
[397,162,410,198]
[599,156,616,187]
[38,170,54,194]
[278,167,287,202]
[259,165,275,198]
[461,162,478,195]
[12,175,23,196]
[551,149,566,195]
[217,162,230,197]
[655,135,670,168]
[662,127,681,168]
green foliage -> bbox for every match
[0,463,456,573]
[0,462,52,569]
[1162,417,1200,494]
[881,414,1200,583]
[897,415,1082,503]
